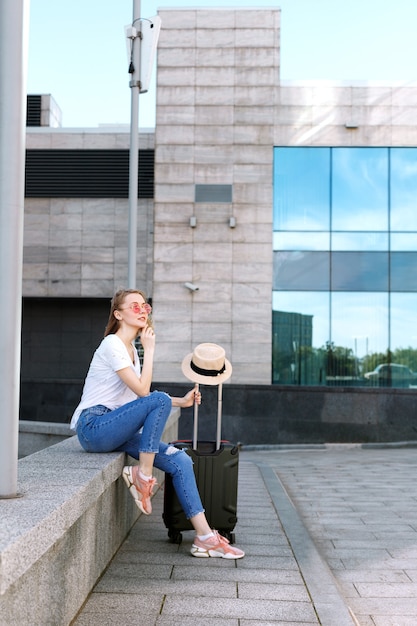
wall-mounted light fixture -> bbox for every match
[229,216,236,228]
[189,216,197,228]
[345,122,359,129]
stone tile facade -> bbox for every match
[24,129,155,298]
[153,9,279,384]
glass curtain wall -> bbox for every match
[273,147,417,388]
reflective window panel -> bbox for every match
[390,253,417,291]
[273,231,330,251]
[273,147,330,231]
[331,252,388,291]
[390,233,417,251]
[272,292,330,385]
[330,292,389,384]
[331,232,388,251]
[391,293,417,370]
[332,147,388,231]
[391,148,417,231]
[273,251,330,291]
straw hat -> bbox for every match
[181,343,232,385]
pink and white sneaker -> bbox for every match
[122,466,157,515]
[191,530,245,559]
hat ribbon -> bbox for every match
[190,359,226,377]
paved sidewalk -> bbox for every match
[73,453,354,626]
[72,445,417,626]
[245,444,417,626]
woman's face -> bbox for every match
[117,292,151,330]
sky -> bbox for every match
[27,0,417,129]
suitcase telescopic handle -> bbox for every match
[192,382,223,451]
[192,383,199,450]
[216,382,223,451]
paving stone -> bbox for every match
[162,595,317,622]
[72,592,163,622]
[237,581,311,602]
[156,618,238,626]
[95,577,237,598]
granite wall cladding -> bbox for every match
[152,9,279,385]
[23,130,155,298]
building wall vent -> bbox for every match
[25,149,154,198]
[26,95,42,127]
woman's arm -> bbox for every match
[116,365,152,397]
[116,326,155,397]
[116,373,201,405]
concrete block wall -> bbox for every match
[152,9,280,384]
[39,94,62,128]
[23,129,155,298]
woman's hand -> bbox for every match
[140,325,156,352]
[171,385,202,408]
[183,385,201,407]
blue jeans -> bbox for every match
[76,391,204,519]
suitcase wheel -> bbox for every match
[218,530,235,545]
[167,529,183,544]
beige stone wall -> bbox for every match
[39,94,62,128]
[153,9,279,384]
[275,80,417,146]
[23,129,154,298]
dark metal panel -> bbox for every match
[26,95,42,127]
[25,149,154,198]
[195,184,233,203]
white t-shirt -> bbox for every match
[70,334,141,430]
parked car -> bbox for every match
[364,363,417,387]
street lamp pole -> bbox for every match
[127,0,141,288]
[0,0,29,497]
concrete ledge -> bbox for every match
[19,419,74,458]
[0,408,180,626]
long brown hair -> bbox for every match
[104,289,151,337]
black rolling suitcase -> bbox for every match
[163,383,239,544]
